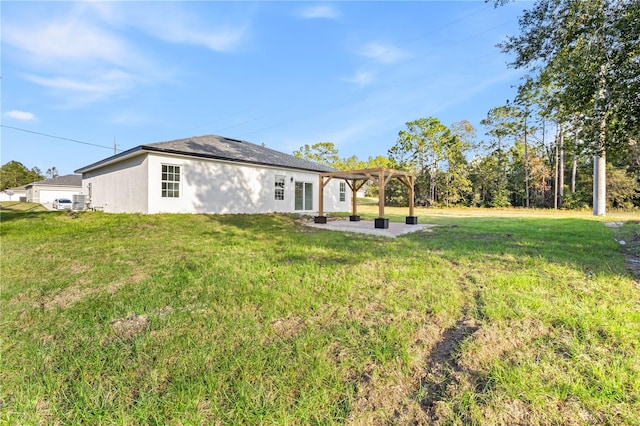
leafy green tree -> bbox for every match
[606,166,640,209]
[360,156,395,198]
[293,142,340,167]
[0,161,44,190]
[439,120,475,206]
[468,155,500,207]
[333,155,364,171]
[365,155,394,169]
[480,105,524,207]
[46,166,59,179]
[481,105,522,153]
[513,80,546,208]
[389,117,452,206]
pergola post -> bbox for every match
[409,175,414,215]
[375,169,389,229]
[406,174,417,224]
[314,175,327,223]
[350,180,360,221]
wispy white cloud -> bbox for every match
[343,70,375,87]
[89,2,250,53]
[358,42,408,65]
[24,70,138,107]
[296,4,340,19]
[3,18,140,70]
[5,110,36,121]
[151,23,247,52]
[3,2,250,107]
[131,9,248,52]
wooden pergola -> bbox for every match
[315,168,417,229]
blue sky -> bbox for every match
[1,1,529,176]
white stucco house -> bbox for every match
[74,135,350,215]
[25,175,82,204]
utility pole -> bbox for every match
[114,137,117,155]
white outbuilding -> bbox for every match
[74,135,350,215]
[0,186,27,202]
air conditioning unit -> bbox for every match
[73,194,87,210]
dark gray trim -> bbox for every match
[75,146,144,174]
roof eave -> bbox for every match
[74,146,145,174]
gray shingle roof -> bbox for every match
[142,135,336,173]
[27,174,82,187]
[76,135,337,174]
[5,185,27,191]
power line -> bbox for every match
[1,125,124,152]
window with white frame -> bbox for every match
[275,175,285,200]
[339,181,346,202]
[161,164,180,198]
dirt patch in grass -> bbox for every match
[346,317,487,425]
[347,359,430,425]
[35,270,149,311]
[605,221,640,281]
[478,397,604,426]
[43,286,96,310]
[110,312,149,341]
[458,319,549,372]
[624,254,640,279]
[341,303,545,423]
[417,318,481,423]
[34,399,59,426]
[412,317,550,424]
[268,314,305,342]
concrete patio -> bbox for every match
[304,218,434,238]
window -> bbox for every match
[161,164,180,198]
[295,181,313,210]
[275,175,285,200]
[339,182,346,202]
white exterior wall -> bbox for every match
[146,153,349,214]
[26,186,81,204]
[81,154,149,213]
[0,190,27,202]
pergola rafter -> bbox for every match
[316,167,417,229]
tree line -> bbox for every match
[0,161,59,190]
[294,110,639,210]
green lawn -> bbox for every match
[0,201,48,212]
[1,207,639,425]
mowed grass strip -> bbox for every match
[1,208,638,424]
